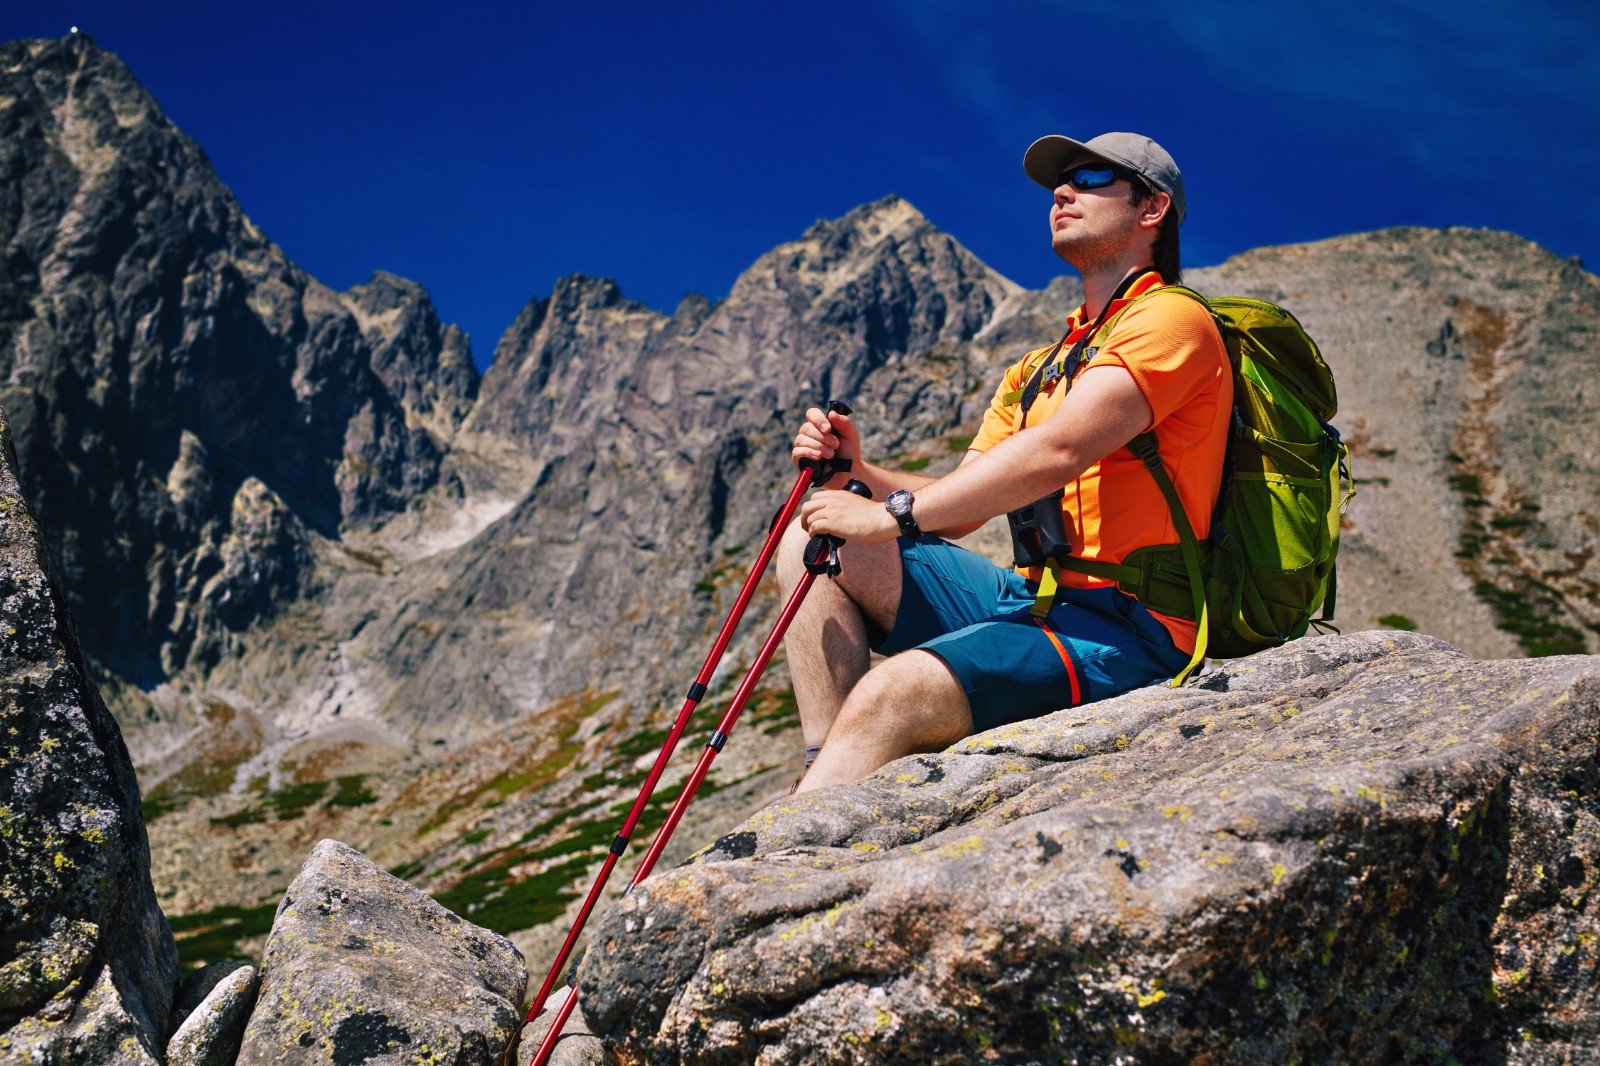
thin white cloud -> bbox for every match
[1150,0,1600,177]
[886,0,1074,149]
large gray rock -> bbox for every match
[236,839,526,1065]
[581,632,1600,1064]
[0,406,177,1060]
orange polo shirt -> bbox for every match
[969,272,1232,652]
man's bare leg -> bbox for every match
[795,650,972,792]
[775,518,903,752]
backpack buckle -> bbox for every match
[1128,433,1163,471]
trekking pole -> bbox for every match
[522,402,856,1026]
[527,480,874,1066]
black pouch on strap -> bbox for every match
[1007,489,1071,569]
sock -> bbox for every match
[804,743,822,769]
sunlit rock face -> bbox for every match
[583,633,1600,1064]
[234,840,525,1066]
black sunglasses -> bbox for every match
[1060,163,1140,191]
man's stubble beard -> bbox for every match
[1052,227,1125,274]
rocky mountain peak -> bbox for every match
[794,193,927,261]
[0,35,475,691]
[466,273,667,444]
[339,270,479,436]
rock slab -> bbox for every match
[583,632,1600,1064]
[166,963,258,1066]
[236,839,527,1065]
[520,988,604,1066]
[0,404,177,1061]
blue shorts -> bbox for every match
[872,535,1190,734]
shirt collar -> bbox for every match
[1065,270,1164,332]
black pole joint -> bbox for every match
[708,729,729,752]
[686,681,707,702]
[609,834,629,856]
[801,535,840,577]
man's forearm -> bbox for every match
[911,432,1085,535]
[908,365,1153,535]
[824,459,989,538]
[821,459,939,499]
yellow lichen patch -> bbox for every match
[1494,966,1530,987]
[1160,805,1192,822]
[936,836,983,858]
[875,1008,893,1028]
[1115,734,1131,751]
[850,842,878,853]
[1270,863,1288,885]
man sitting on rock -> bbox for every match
[781,132,1231,792]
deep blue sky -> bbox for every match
[8,2,1598,369]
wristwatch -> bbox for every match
[884,490,922,538]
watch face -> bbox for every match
[886,490,912,517]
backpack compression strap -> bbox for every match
[1038,284,1218,686]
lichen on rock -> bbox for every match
[0,404,177,1060]
[235,839,527,1066]
[166,962,258,1066]
[582,632,1600,1064]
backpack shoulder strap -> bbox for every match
[997,334,1069,407]
[1060,282,1219,685]
[1087,283,1216,348]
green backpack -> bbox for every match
[1054,286,1354,685]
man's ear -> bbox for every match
[1138,191,1172,230]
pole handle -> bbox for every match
[802,399,855,485]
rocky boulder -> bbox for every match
[582,632,1600,1064]
[166,962,258,1066]
[0,406,177,1061]
[236,839,527,1065]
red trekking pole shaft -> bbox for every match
[528,487,872,1066]
[522,403,854,1024]
[628,560,822,886]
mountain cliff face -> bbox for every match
[0,35,476,695]
[2,33,1599,983]
[1185,231,1600,661]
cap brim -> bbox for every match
[1023,135,1119,190]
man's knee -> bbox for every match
[835,651,972,747]
[775,514,813,589]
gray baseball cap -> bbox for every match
[1024,132,1186,224]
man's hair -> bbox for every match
[1129,180,1181,284]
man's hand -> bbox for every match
[800,489,900,544]
[792,407,861,485]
